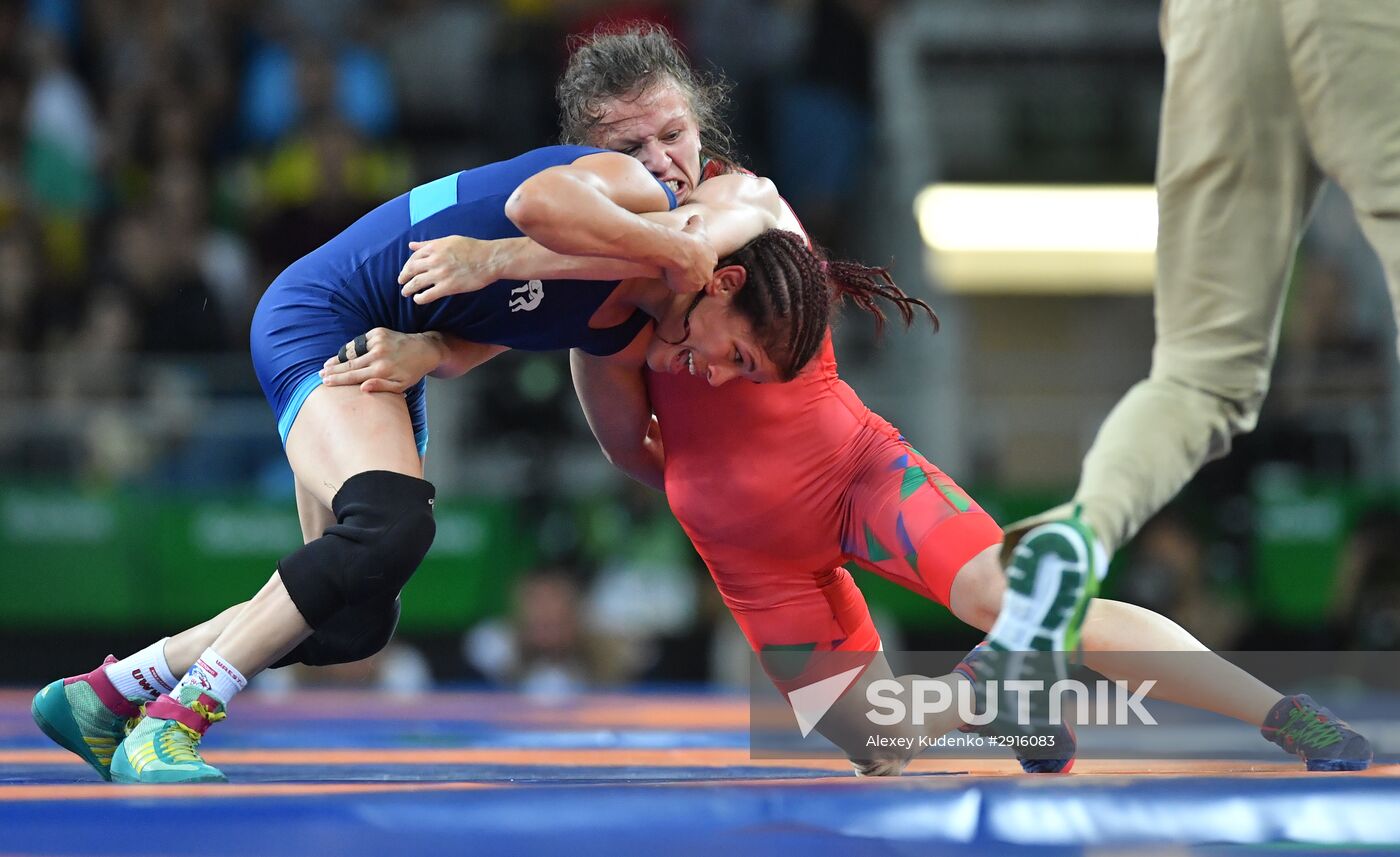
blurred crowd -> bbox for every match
[0,0,913,691]
[0,0,887,479]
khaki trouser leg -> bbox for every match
[1008,0,1400,556]
[1284,0,1400,350]
[1011,0,1328,556]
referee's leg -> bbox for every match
[1072,0,1326,554]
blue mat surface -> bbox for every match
[2,688,1397,855]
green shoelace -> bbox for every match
[1276,707,1343,750]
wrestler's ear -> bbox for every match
[706,264,747,301]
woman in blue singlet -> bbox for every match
[33,142,851,785]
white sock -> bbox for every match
[170,647,248,706]
[104,638,178,702]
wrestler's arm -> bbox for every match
[505,151,715,293]
[568,333,664,492]
[425,336,511,379]
[325,174,787,393]
[319,329,510,392]
[399,174,782,304]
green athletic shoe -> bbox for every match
[110,686,228,784]
[1262,694,1373,772]
[994,513,1105,655]
[31,655,144,781]
[979,513,1107,732]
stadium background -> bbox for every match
[1,0,1396,692]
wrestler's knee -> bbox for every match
[278,470,436,627]
[271,596,402,668]
[947,547,1004,634]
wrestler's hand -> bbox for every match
[398,236,501,305]
[662,214,717,294]
[320,328,445,393]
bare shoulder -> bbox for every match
[691,173,778,206]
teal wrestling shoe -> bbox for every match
[31,655,143,781]
[110,686,228,784]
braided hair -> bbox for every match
[557,23,739,171]
[664,230,938,381]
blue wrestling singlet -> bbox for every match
[249,145,677,454]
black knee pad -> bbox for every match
[278,470,436,627]
[271,597,401,668]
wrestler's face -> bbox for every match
[646,265,783,386]
[592,81,703,205]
